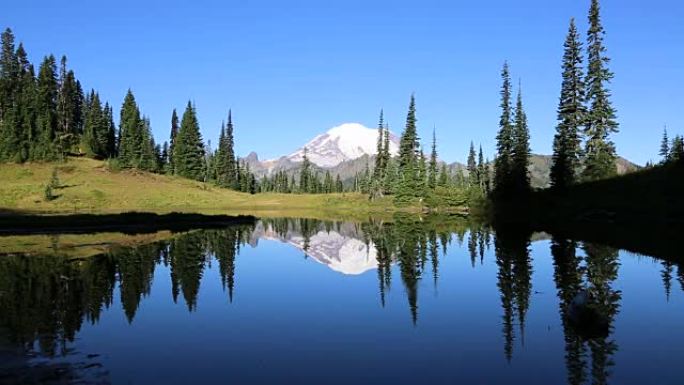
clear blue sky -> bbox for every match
[3,0,682,165]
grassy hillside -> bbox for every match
[0,157,402,220]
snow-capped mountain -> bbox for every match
[283,123,399,168]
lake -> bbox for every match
[1,216,683,384]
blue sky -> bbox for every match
[2,0,682,164]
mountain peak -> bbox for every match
[287,122,400,167]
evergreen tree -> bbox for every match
[56,56,82,152]
[428,129,438,190]
[324,170,333,193]
[374,109,385,183]
[494,62,514,196]
[467,141,477,186]
[118,90,142,167]
[511,84,531,193]
[0,32,24,161]
[671,135,684,162]
[551,18,586,190]
[214,122,228,185]
[335,174,343,193]
[33,55,60,160]
[224,110,237,188]
[438,163,449,187]
[397,94,419,200]
[417,149,427,197]
[13,44,35,161]
[477,145,486,190]
[139,116,157,171]
[169,108,179,171]
[299,147,312,193]
[583,0,619,181]
[659,127,670,163]
[173,101,206,180]
[81,90,104,157]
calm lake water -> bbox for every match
[1,217,683,384]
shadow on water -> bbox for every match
[0,214,681,383]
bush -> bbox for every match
[44,184,56,201]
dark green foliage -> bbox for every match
[467,141,477,186]
[118,90,142,167]
[139,117,157,171]
[511,85,531,193]
[582,0,619,181]
[215,111,237,188]
[494,62,514,196]
[438,163,449,187]
[299,147,313,193]
[659,128,669,163]
[477,146,486,191]
[169,108,179,171]
[373,109,386,184]
[35,55,59,160]
[670,135,684,162]
[428,130,437,190]
[396,94,420,202]
[173,101,206,180]
[551,18,586,190]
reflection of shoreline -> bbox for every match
[251,222,380,275]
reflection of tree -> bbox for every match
[360,215,471,324]
[550,240,621,385]
[468,230,478,268]
[661,261,674,301]
[169,232,209,311]
[551,238,587,385]
[493,228,532,362]
[0,224,255,358]
[117,243,162,322]
[583,243,620,385]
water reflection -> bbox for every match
[0,217,683,384]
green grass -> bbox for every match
[0,157,426,220]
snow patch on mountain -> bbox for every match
[286,123,400,168]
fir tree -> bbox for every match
[169,108,179,171]
[299,147,312,193]
[467,141,477,186]
[0,30,23,161]
[324,170,333,193]
[659,127,670,163]
[428,129,438,190]
[551,18,586,190]
[173,101,206,180]
[494,62,514,196]
[225,110,237,188]
[118,90,142,167]
[35,55,59,160]
[374,109,385,183]
[397,94,419,200]
[477,145,486,190]
[438,163,449,187]
[582,0,619,181]
[511,84,531,193]
[335,174,343,193]
[139,116,157,171]
[214,121,228,185]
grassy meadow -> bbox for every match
[0,157,413,221]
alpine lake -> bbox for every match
[1,215,682,385]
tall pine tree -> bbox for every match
[582,0,619,181]
[428,129,438,190]
[118,90,142,167]
[397,94,419,200]
[494,62,514,196]
[173,101,206,180]
[551,18,586,190]
[511,83,531,193]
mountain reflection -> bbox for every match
[0,216,681,383]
